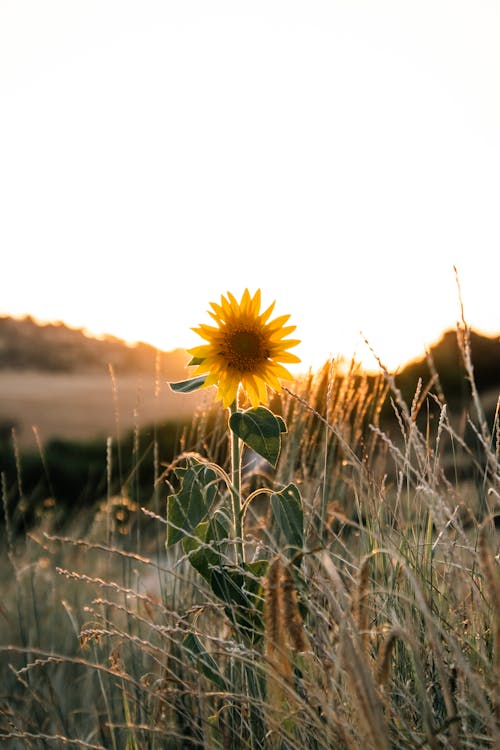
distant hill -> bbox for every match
[0,315,189,378]
[393,328,500,405]
[0,315,498,400]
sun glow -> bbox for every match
[0,2,498,376]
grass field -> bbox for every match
[0,369,207,450]
[0,325,498,749]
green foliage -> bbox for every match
[166,458,220,547]
[269,483,304,558]
[182,632,228,690]
[229,406,287,467]
[210,560,267,638]
[169,374,207,393]
[167,451,269,638]
[182,510,231,581]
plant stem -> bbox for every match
[229,394,244,564]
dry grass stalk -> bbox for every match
[317,551,389,748]
[264,557,289,673]
[339,623,390,750]
[280,563,311,654]
[353,554,371,656]
[263,555,311,739]
[375,627,401,691]
[375,625,448,747]
[478,517,500,723]
[263,556,292,719]
[0,730,106,749]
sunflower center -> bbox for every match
[223,328,269,371]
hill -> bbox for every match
[1,315,498,389]
[0,315,498,450]
[0,316,205,449]
[0,315,188,376]
[393,327,500,406]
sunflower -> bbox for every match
[188,289,300,408]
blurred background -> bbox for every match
[1,0,499,374]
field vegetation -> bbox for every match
[0,317,498,749]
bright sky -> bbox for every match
[1,1,499,374]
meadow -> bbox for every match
[0,322,499,749]
[0,366,205,451]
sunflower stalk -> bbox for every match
[229,395,245,564]
[168,290,300,592]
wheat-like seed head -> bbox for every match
[280,563,310,654]
[353,555,371,656]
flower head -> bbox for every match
[188,289,300,408]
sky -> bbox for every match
[1,1,499,374]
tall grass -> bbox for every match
[0,323,498,749]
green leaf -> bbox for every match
[187,355,205,366]
[182,521,217,581]
[229,406,286,467]
[168,375,207,393]
[182,632,227,690]
[275,415,287,433]
[271,483,304,556]
[166,458,219,546]
[210,560,268,638]
[182,511,231,581]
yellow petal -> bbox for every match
[269,325,296,340]
[267,314,291,331]
[248,288,261,316]
[188,344,212,358]
[226,291,239,309]
[242,374,261,408]
[271,338,301,350]
[254,375,269,403]
[221,293,235,318]
[269,362,294,381]
[209,301,225,317]
[259,300,276,324]
[203,370,220,387]
[274,351,301,364]
[240,288,252,315]
[260,367,283,392]
[220,372,240,407]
